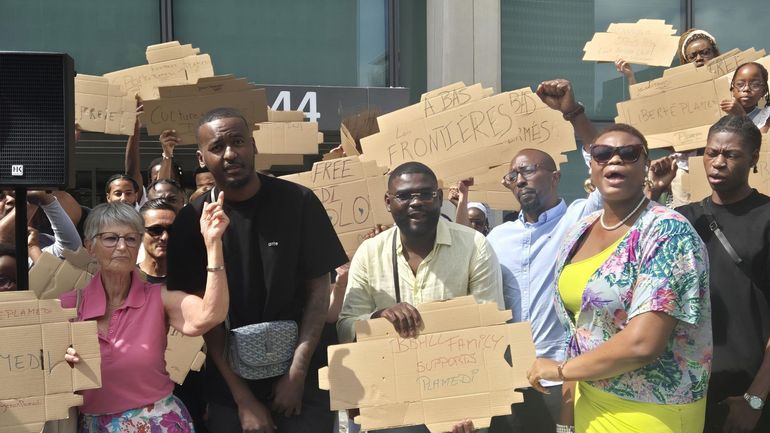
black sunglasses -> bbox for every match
[145,225,173,237]
[589,144,647,164]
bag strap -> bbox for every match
[392,230,401,304]
[700,198,743,265]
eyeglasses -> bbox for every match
[733,80,766,92]
[589,144,647,164]
[503,164,551,183]
[145,225,173,237]
[388,190,439,203]
[686,47,714,62]
[93,232,142,248]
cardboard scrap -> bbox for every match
[377,84,494,132]
[253,121,323,155]
[0,290,101,433]
[615,75,732,136]
[340,124,360,157]
[165,328,205,385]
[104,41,214,101]
[281,156,393,256]
[75,75,138,136]
[629,48,765,98]
[318,296,536,433]
[360,86,576,185]
[141,75,268,145]
[583,19,680,67]
[267,108,306,123]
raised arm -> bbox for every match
[158,129,181,181]
[29,191,82,257]
[615,59,637,86]
[125,101,144,201]
[536,79,597,149]
[163,191,230,336]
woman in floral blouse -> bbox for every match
[527,123,712,433]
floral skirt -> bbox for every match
[80,394,194,433]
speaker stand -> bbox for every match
[15,188,28,291]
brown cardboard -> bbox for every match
[280,156,393,256]
[583,19,680,67]
[629,48,764,98]
[616,75,732,136]
[377,84,493,132]
[0,291,101,433]
[165,328,205,385]
[253,121,323,155]
[340,124,361,157]
[141,75,268,144]
[360,86,576,184]
[104,41,214,100]
[267,109,306,123]
[420,82,467,102]
[254,153,306,171]
[75,74,137,136]
[646,124,711,151]
[318,296,536,432]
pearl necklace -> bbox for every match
[600,195,647,231]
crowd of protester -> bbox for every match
[1,27,768,433]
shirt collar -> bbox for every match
[518,199,567,225]
[80,269,148,320]
[394,218,453,254]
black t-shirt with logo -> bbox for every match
[167,173,347,406]
[677,190,770,404]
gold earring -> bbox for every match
[644,176,653,189]
[583,178,595,193]
[754,165,759,174]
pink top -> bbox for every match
[61,269,173,414]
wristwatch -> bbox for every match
[744,393,765,410]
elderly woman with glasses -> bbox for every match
[526,124,712,433]
[720,62,770,133]
[61,193,230,433]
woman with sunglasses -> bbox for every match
[526,124,711,433]
[721,62,770,133]
[60,198,230,433]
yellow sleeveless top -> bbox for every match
[558,237,622,320]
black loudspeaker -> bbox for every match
[0,52,74,189]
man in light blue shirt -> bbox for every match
[486,79,601,433]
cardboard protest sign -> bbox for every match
[360,86,576,185]
[141,75,268,144]
[583,19,679,67]
[255,154,306,171]
[281,156,393,256]
[319,296,536,433]
[165,329,205,385]
[629,48,765,98]
[253,121,323,155]
[421,82,467,101]
[646,124,712,151]
[0,290,101,433]
[615,75,732,136]
[75,75,138,136]
[267,108,306,123]
[104,41,214,101]
[377,84,494,132]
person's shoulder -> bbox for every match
[487,221,515,242]
[645,203,699,237]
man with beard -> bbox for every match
[337,161,502,433]
[167,108,348,433]
[484,79,601,433]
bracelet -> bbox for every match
[563,102,585,121]
[162,153,173,159]
[556,424,575,433]
[206,265,225,272]
[557,359,569,381]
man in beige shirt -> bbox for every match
[337,161,503,343]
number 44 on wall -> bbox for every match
[270,91,320,122]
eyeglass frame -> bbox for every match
[732,80,767,92]
[0,275,16,289]
[92,232,142,248]
[588,143,648,165]
[686,46,714,62]
[502,164,555,183]
[387,190,440,203]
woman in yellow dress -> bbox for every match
[527,124,712,433]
